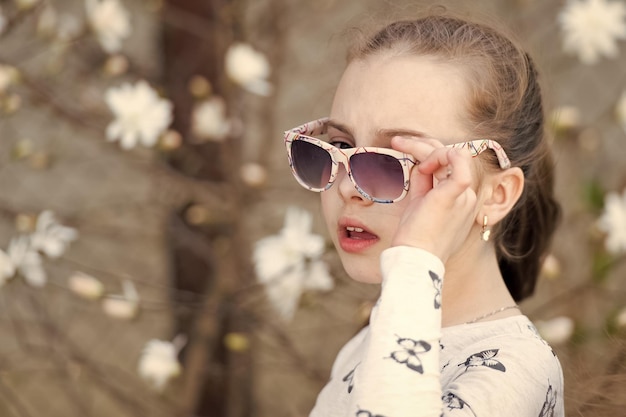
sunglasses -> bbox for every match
[284,118,511,203]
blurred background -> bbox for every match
[0,0,625,416]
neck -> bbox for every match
[440,237,518,327]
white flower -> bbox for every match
[240,162,267,187]
[68,271,104,300]
[536,316,575,344]
[597,188,626,254]
[253,207,333,320]
[616,90,626,133]
[85,0,131,53]
[549,105,582,134]
[0,248,16,287]
[30,210,78,258]
[105,81,173,149]
[540,254,561,280]
[138,335,185,391]
[0,64,19,95]
[102,280,139,319]
[558,0,626,64]
[36,4,58,37]
[191,97,231,142]
[15,0,38,10]
[7,236,46,287]
[225,43,273,96]
[103,54,129,76]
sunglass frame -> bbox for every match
[283,117,512,203]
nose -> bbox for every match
[336,163,373,204]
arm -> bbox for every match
[348,248,565,417]
[349,245,445,417]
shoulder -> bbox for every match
[329,325,369,378]
[440,316,564,416]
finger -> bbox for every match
[407,159,433,197]
[419,146,472,174]
[390,136,441,198]
[422,148,473,196]
[391,136,443,162]
[446,148,473,184]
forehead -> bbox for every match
[329,53,471,144]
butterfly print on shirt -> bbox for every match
[457,349,506,373]
[356,408,387,417]
[442,392,466,410]
[342,363,359,394]
[388,336,431,374]
[429,270,442,309]
[538,383,557,417]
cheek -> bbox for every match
[320,193,336,234]
[384,199,409,226]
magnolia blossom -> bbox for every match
[15,0,38,10]
[240,162,268,187]
[549,106,582,135]
[191,97,231,142]
[0,64,19,95]
[30,211,78,258]
[253,207,333,320]
[558,0,626,64]
[536,316,575,345]
[597,188,626,254]
[0,248,15,287]
[138,335,185,391]
[85,0,131,53]
[7,236,46,287]
[36,4,58,37]
[616,90,626,133]
[105,81,173,149]
[103,54,129,76]
[540,254,561,280]
[102,280,139,319]
[225,43,272,96]
[68,271,104,300]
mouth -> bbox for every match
[338,220,379,253]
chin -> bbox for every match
[340,256,383,284]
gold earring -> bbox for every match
[480,215,490,242]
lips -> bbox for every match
[338,219,379,253]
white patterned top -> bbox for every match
[310,246,564,417]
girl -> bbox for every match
[283,10,563,417]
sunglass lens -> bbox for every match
[351,153,404,201]
[291,139,332,189]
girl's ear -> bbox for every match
[479,167,525,224]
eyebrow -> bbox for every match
[327,119,429,141]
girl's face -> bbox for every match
[322,53,472,283]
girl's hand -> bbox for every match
[389,136,479,263]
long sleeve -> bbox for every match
[348,245,445,417]
[309,246,564,417]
